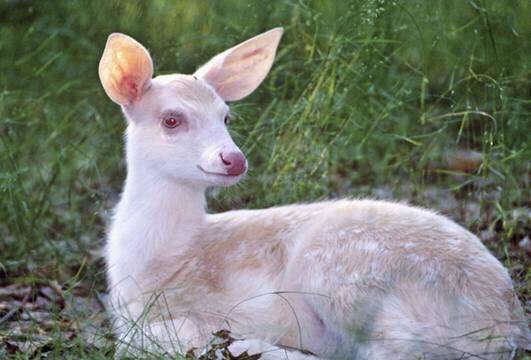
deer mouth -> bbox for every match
[197,165,243,178]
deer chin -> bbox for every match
[197,165,244,186]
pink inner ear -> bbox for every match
[121,75,141,103]
[241,48,263,60]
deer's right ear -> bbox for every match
[98,33,153,106]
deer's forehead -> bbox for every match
[146,75,228,117]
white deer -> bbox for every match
[99,28,529,359]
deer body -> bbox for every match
[100,29,528,359]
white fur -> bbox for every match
[99,29,529,359]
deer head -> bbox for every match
[98,28,283,188]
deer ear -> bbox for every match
[194,27,283,102]
[98,33,153,106]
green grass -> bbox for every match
[1,0,529,358]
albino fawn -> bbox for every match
[99,28,529,359]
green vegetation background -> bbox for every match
[0,0,529,357]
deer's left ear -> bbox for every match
[98,33,153,106]
[194,27,283,102]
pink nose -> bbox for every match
[220,151,247,176]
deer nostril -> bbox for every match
[220,153,231,166]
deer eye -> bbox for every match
[224,114,230,125]
[162,114,184,129]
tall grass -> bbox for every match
[0,0,529,357]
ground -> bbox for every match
[0,0,529,358]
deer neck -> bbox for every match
[109,151,207,262]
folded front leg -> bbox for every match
[228,339,320,360]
